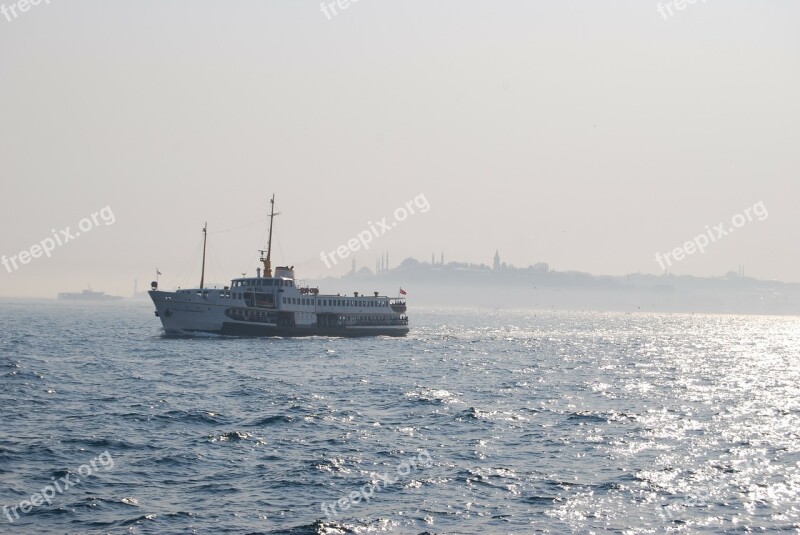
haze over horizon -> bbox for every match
[2,1,798,298]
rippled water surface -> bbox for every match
[1,300,799,534]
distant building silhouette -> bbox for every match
[376,252,390,273]
[311,252,800,315]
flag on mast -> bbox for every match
[399,288,407,295]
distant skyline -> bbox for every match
[2,1,798,298]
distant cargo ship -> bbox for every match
[58,288,123,301]
[149,195,409,337]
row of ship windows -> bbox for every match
[191,292,390,307]
[283,297,388,307]
[231,279,292,288]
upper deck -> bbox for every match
[231,277,294,289]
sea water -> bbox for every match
[1,300,799,533]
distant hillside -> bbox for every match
[308,257,800,315]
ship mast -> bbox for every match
[200,222,207,289]
[260,195,280,277]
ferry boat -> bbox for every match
[148,196,409,337]
[58,287,123,301]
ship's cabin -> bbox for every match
[230,266,297,289]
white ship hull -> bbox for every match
[149,196,409,338]
[149,281,409,337]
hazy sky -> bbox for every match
[1,1,798,297]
